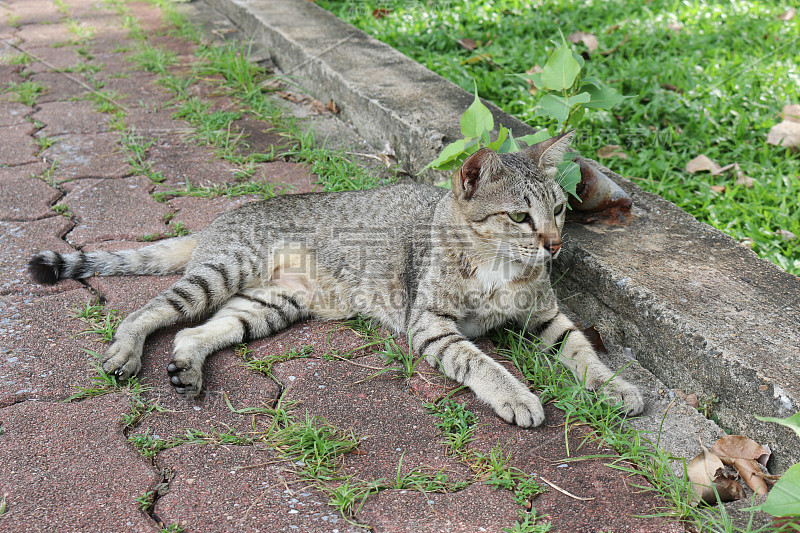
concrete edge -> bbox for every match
[201,0,800,471]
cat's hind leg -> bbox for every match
[102,260,248,379]
[167,286,308,397]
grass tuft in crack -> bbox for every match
[3,80,45,106]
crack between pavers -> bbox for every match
[137,465,174,530]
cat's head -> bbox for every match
[450,132,574,269]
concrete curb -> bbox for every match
[205,0,800,470]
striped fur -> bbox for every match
[28,133,643,424]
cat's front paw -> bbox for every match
[492,388,545,428]
[101,339,143,379]
[606,378,645,416]
[167,359,203,399]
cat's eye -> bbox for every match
[508,212,528,223]
[554,203,565,216]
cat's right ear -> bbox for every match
[453,148,502,200]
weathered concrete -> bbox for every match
[207,0,800,471]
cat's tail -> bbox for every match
[28,235,199,285]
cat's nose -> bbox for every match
[545,240,561,255]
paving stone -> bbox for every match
[149,134,243,188]
[0,289,104,406]
[357,483,519,533]
[0,122,38,166]
[23,45,81,74]
[233,117,289,156]
[15,22,72,48]
[34,100,110,136]
[0,101,31,126]
[60,175,172,245]
[0,64,23,86]
[0,163,61,221]
[28,71,89,103]
[271,350,473,483]
[98,70,174,107]
[40,132,132,182]
[0,395,160,532]
[156,444,368,533]
[6,0,63,27]
[253,160,320,194]
[124,106,191,137]
[461,397,682,533]
[0,216,83,296]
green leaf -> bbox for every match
[499,131,520,153]
[580,76,604,89]
[540,40,581,91]
[583,83,626,109]
[516,130,550,147]
[572,50,585,69]
[425,138,468,170]
[461,83,494,142]
[567,106,585,128]
[556,160,581,201]
[536,92,591,125]
[488,126,509,151]
[758,462,800,517]
[755,412,800,439]
[516,72,544,89]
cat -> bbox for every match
[28,132,644,427]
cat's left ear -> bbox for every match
[453,147,503,200]
[523,130,575,175]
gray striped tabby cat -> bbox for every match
[29,132,643,426]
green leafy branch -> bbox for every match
[753,412,800,519]
[426,35,627,201]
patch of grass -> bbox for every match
[6,13,21,28]
[3,80,46,106]
[65,19,95,44]
[139,221,191,242]
[321,0,800,275]
[35,135,58,152]
[240,344,314,380]
[84,89,126,113]
[39,160,59,186]
[159,524,185,533]
[152,179,281,202]
[73,301,122,343]
[425,398,477,454]
[269,412,360,479]
[128,44,177,75]
[119,130,166,183]
[503,510,552,533]
[0,53,33,65]
[58,62,103,75]
[129,427,255,459]
[51,202,73,219]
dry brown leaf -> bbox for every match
[688,445,738,504]
[714,163,736,175]
[371,8,391,18]
[778,8,796,21]
[457,37,478,50]
[783,104,800,123]
[776,229,797,241]
[710,185,726,194]
[666,22,683,33]
[711,435,770,496]
[767,121,800,151]
[275,90,309,104]
[662,83,683,94]
[326,99,339,114]
[378,142,397,169]
[735,172,756,188]
[596,144,628,159]
[310,98,333,115]
[567,31,599,53]
[685,393,699,409]
[686,154,722,174]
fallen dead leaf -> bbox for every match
[275,90,309,104]
[666,22,683,33]
[596,144,628,159]
[776,229,798,241]
[685,393,699,409]
[662,83,683,94]
[378,142,397,168]
[710,185,726,194]
[372,7,391,18]
[461,53,492,65]
[567,31,599,53]
[778,8,796,21]
[457,37,478,50]
[688,445,740,504]
[735,172,756,188]
[767,121,800,151]
[686,154,722,174]
[783,104,800,123]
[739,238,755,249]
[326,99,339,114]
[310,98,335,115]
[711,435,770,495]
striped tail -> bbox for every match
[28,235,199,285]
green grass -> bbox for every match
[128,44,178,75]
[239,344,315,380]
[73,301,122,343]
[51,202,73,219]
[119,130,166,183]
[139,220,191,242]
[83,89,126,113]
[0,53,33,65]
[3,80,46,106]
[321,0,800,275]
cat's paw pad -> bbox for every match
[101,341,142,380]
[606,379,645,416]
[167,361,203,399]
[495,390,545,428]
